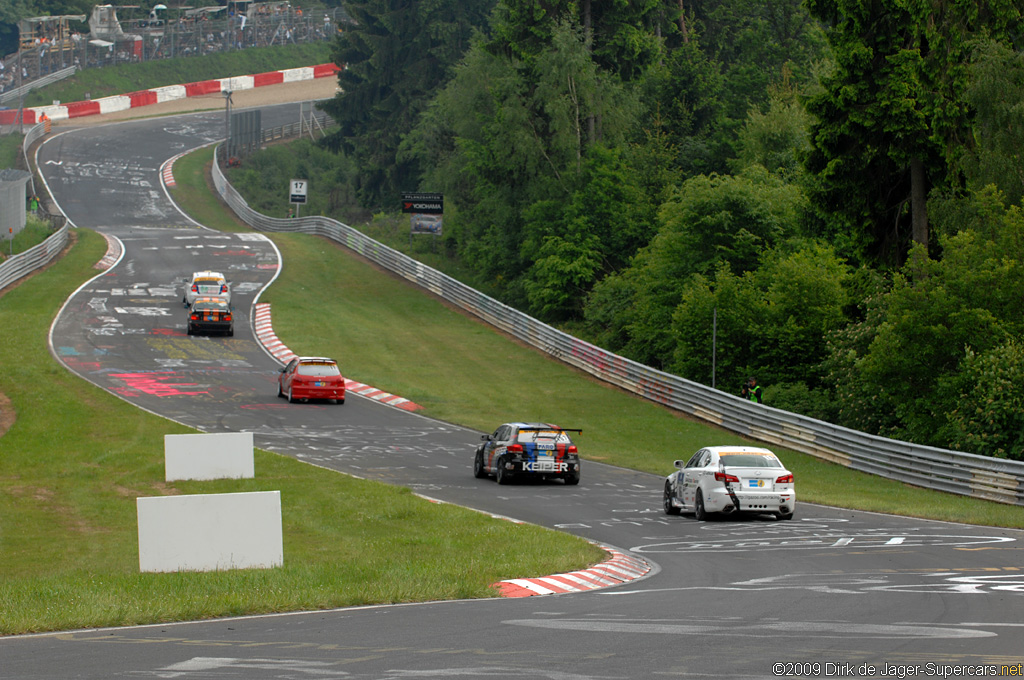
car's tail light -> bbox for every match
[224,314,232,322]
[189,313,198,320]
[776,473,794,484]
[507,444,523,454]
[220,284,228,293]
[567,445,577,454]
[714,471,740,483]
[191,284,198,292]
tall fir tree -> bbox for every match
[319,0,494,209]
[803,0,1022,268]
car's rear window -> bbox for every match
[196,278,224,285]
[193,301,229,311]
[297,362,340,377]
[517,430,572,444]
[719,453,782,468]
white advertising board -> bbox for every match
[164,432,254,481]
[137,491,283,573]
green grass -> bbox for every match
[0,227,604,635]
[5,130,1024,635]
[0,135,53,261]
[0,218,57,261]
[23,43,332,107]
[0,133,21,169]
[176,147,1024,530]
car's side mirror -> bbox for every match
[674,460,685,469]
[279,367,286,373]
[481,434,491,441]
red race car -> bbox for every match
[277,356,346,404]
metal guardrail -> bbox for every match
[0,223,69,292]
[22,121,48,194]
[210,158,1024,506]
[0,66,78,106]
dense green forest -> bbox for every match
[226,0,1024,461]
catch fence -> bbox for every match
[1,8,345,106]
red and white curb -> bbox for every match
[161,152,187,188]
[254,302,423,411]
[0,63,340,125]
[95,232,122,270]
[491,548,651,597]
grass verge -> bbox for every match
[0,226,604,635]
[0,219,58,262]
[174,149,1024,530]
[0,133,22,169]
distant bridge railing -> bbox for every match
[260,113,332,144]
[211,156,1024,507]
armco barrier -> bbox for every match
[0,65,78,106]
[210,159,1024,506]
[0,223,69,293]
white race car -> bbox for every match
[663,446,795,520]
[183,270,231,307]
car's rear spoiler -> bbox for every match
[519,427,583,434]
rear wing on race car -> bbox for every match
[517,427,583,442]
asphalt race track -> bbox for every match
[3,103,1024,680]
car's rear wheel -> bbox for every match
[663,481,680,515]
[288,388,298,404]
[496,457,511,485]
[694,489,708,521]
[777,511,794,520]
[336,397,345,404]
[564,473,580,486]
[473,452,487,479]
[277,382,284,398]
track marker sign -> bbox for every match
[289,179,308,205]
[402,192,443,214]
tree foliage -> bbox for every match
[803,0,1023,268]
[221,0,1024,457]
[824,198,1024,447]
[693,0,826,118]
[957,40,1024,208]
[730,83,811,180]
[583,165,808,367]
[945,340,1024,460]
[668,241,850,394]
[521,145,650,319]
[405,18,650,305]
[319,0,494,209]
